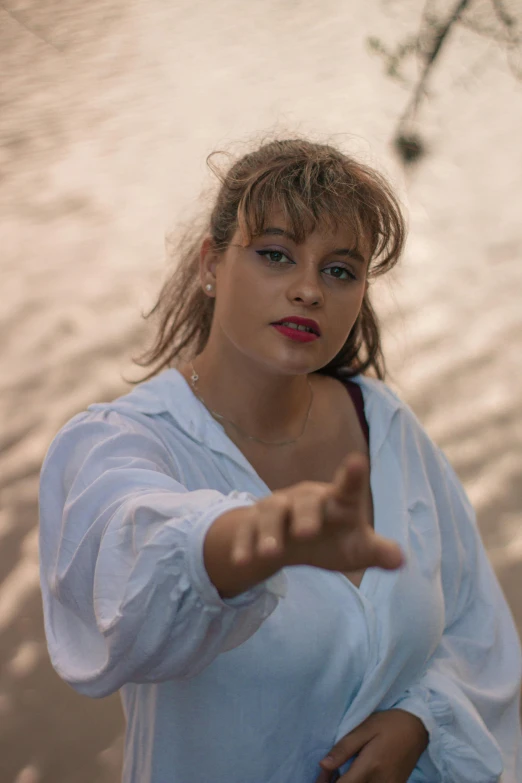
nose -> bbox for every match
[287,264,324,307]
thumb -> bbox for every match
[366,530,405,571]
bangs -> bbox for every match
[234,155,403,276]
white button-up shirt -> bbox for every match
[39,369,522,782]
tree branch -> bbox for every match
[399,0,474,127]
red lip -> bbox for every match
[272,324,318,343]
[272,316,321,336]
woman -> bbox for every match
[39,138,522,782]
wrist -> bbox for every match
[393,709,429,751]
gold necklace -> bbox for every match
[189,361,314,447]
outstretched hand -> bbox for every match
[232,452,404,577]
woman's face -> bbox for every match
[203,211,370,375]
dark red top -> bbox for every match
[343,379,369,446]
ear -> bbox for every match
[199,236,220,289]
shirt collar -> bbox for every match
[113,368,401,465]
[112,368,252,463]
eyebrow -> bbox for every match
[260,227,366,264]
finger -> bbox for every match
[338,741,378,783]
[314,769,337,783]
[319,722,373,772]
[337,526,404,573]
[230,513,256,564]
[331,453,368,508]
[289,490,326,538]
[362,531,404,571]
[255,497,289,557]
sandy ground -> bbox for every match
[1,1,522,781]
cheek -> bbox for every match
[334,286,365,321]
[325,289,365,345]
[214,275,264,335]
[217,261,271,318]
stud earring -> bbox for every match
[205,284,213,292]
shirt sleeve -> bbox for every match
[38,409,286,698]
[392,442,522,783]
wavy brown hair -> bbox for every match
[133,138,406,382]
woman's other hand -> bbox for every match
[315,709,429,783]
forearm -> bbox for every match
[203,507,285,598]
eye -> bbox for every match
[323,265,357,281]
[256,249,293,265]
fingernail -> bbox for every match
[320,755,335,768]
[232,548,248,564]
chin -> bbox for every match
[269,352,325,376]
